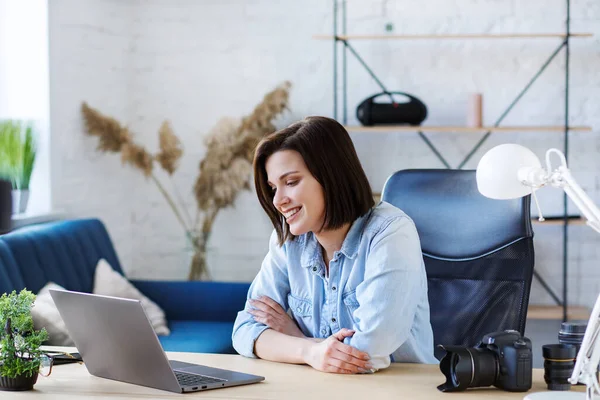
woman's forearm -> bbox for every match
[253,328,314,363]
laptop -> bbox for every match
[49,289,264,393]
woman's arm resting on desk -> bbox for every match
[254,328,372,374]
[345,216,432,370]
[232,231,294,357]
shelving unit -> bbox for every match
[321,0,593,322]
[314,33,593,40]
[534,216,586,226]
[345,125,592,133]
[528,304,590,321]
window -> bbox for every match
[0,0,50,215]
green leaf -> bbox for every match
[0,289,47,378]
[0,120,37,190]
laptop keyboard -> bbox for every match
[174,371,227,387]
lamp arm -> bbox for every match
[570,292,600,399]
[552,166,600,234]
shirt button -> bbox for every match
[331,317,336,323]
[332,286,337,291]
[312,267,317,272]
[321,329,327,335]
[296,307,302,313]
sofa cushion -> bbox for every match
[158,321,235,354]
[31,282,74,346]
[1,219,124,294]
[93,258,170,336]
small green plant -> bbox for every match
[0,120,37,190]
[0,289,48,378]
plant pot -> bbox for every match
[0,372,38,391]
[0,179,12,233]
[11,189,29,215]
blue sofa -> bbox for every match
[0,218,251,354]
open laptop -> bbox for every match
[49,289,264,393]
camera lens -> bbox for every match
[559,322,588,386]
[542,344,577,391]
[438,346,498,392]
[558,322,587,353]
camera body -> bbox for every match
[438,330,532,392]
[479,330,533,391]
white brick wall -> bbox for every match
[49,0,600,308]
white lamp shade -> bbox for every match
[476,144,543,200]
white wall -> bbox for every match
[48,0,600,307]
[48,0,137,270]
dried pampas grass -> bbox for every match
[81,102,131,152]
[156,121,182,175]
[194,81,291,211]
[81,81,292,280]
[121,142,153,177]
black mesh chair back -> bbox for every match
[381,169,534,359]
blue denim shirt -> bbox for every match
[232,201,437,370]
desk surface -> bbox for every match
[2,349,584,400]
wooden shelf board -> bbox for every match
[533,217,586,226]
[528,305,590,321]
[346,125,592,133]
[314,33,594,40]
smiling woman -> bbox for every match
[265,149,326,238]
[231,116,438,374]
[253,116,374,247]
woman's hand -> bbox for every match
[303,328,373,374]
[248,296,305,338]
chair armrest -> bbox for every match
[130,280,250,322]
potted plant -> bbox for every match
[0,289,48,391]
[0,120,37,214]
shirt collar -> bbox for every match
[299,208,373,268]
[339,208,372,259]
[300,232,321,269]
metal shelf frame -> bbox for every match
[329,0,582,322]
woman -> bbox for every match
[232,116,436,374]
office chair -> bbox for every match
[381,169,534,359]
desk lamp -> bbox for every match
[476,143,600,400]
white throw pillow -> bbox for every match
[32,282,75,346]
[93,259,170,336]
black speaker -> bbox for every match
[356,92,428,126]
[0,179,12,234]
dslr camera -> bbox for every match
[437,330,532,392]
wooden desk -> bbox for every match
[3,350,584,399]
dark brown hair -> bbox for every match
[253,116,374,245]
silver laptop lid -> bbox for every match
[49,289,182,393]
